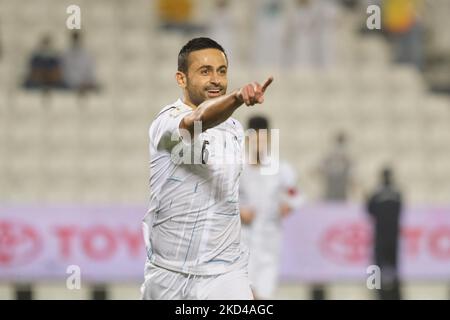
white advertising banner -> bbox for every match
[280,204,450,282]
[0,204,449,282]
[0,205,146,282]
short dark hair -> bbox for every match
[248,116,269,131]
[178,37,227,74]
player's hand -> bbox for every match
[280,203,292,218]
[240,208,255,225]
[236,76,273,106]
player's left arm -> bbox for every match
[279,163,305,218]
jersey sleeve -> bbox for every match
[150,106,193,151]
[279,162,305,211]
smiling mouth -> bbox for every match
[206,89,222,96]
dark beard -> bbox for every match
[186,79,226,106]
[185,80,206,107]
[187,90,205,107]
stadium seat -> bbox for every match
[327,283,373,300]
[33,282,90,300]
[402,283,449,300]
[10,91,46,119]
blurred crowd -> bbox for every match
[6,0,448,94]
[22,31,98,94]
[158,0,425,70]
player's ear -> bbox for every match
[176,71,187,89]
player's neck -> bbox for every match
[182,97,197,109]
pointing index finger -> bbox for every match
[261,76,274,92]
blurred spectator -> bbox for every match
[318,132,354,202]
[340,0,359,10]
[252,0,287,69]
[157,0,198,33]
[23,35,65,90]
[240,116,304,299]
[367,167,403,300]
[287,0,316,68]
[314,0,340,68]
[382,0,424,70]
[62,31,98,94]
[208,0,236,63]
[288,0,340,69]
[0,20,3,61]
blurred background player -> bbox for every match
[367,167,403,300]
[240,115,304,300]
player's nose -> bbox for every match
[209,73,221,86]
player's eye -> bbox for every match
[200,69,209,75]
[218,68,227,75]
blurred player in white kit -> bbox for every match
[140,37,273,300]
[240,116,304,299]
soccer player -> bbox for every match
[140,37,273,300]
[240,116,303,299]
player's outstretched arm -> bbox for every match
[180,77,273,135]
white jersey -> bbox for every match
[240,161,302,241]
[143,99,248,275]
[240,161,303,298]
